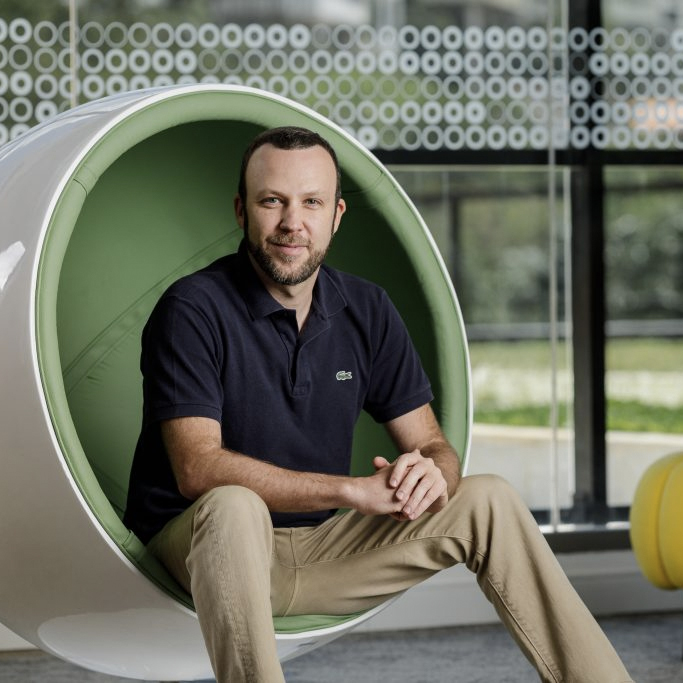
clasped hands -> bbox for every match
[355,449,448,521]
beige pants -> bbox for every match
[148,474,633,683]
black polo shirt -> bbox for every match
[124,241,433,543]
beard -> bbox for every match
[244,215,335,286]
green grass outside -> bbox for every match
[470,338,683,434]
[474,401,683,433]
[468,337,682,372]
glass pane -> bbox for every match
[604,167,683,514]
[1,3,574,151]
[391,167,574,526]
[603,1,682,29]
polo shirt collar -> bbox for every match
[234,240,347,321]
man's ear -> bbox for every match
[234,194,245,231]
[332,197,346,235]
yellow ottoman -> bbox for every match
[630,452,683,589]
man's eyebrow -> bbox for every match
[255,187,330,198]
[252,187,283,198]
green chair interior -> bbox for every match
[36,90,470,634]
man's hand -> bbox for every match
[360,450,448,521]
[379,450,449,520]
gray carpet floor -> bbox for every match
[0,612,680,682]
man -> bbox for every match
[124,126,632,683]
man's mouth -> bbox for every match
[268,238,309,256]
[269,237,310,247]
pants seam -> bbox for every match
[484,574,562,683]
[282,529,300,616]
[203,500,249,675]
[291,530,481,569]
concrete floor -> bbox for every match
[0,612,681,682]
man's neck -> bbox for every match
[249,256,318,331]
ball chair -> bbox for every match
[0,85,471,679]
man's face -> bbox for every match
[235,144,345,287]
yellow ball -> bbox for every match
[630,452,683,589]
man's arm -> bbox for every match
[161,415,432,518]
[376,403,461,521]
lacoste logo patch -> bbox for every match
[336,370,353,381]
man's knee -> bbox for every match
[193,485,272,538]
[457,472,517,496]
[449,473,529,517]
[186,486,275,612]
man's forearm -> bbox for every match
[180,446,421,519]
[175,444,358,512]
[163,414,457,520]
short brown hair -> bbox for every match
[237,126,342,204]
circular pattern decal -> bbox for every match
[1,21,682,150]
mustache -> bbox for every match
[267,235,310,247]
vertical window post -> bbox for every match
[568,0,608,523]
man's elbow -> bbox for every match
[173,467,207,501]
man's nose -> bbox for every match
[279,203,303,230]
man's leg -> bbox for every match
[279,474,632,683]
[148,485,285,683]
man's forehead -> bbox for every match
[249,143,334,165]
[246,144,338,186]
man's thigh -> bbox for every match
[147,501,197,594]
[147,481,485,618]
[276,501,468,617]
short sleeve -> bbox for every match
[362,291,433,423]
[141,293,224,423]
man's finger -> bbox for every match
[394,455,435,500]
[373,456,391,472]
[389,449,421,487]
[404,479,447,519]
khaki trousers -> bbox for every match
[148,474,633,683]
